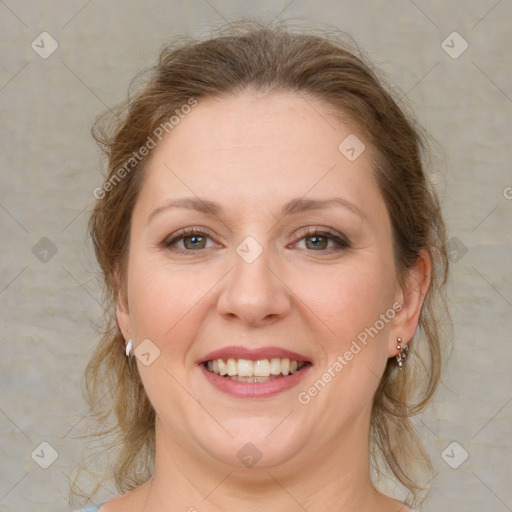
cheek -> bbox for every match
[303,267,396,397]
[292,262,396,426]
[126,258,215,351]
[126,259,215,407]
[293,259,395,344]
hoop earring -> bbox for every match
[396,337,408,369]
[125,338,133,358]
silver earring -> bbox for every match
[396,337,408,369]
[125,338,133,357]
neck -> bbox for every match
[138,405,387,512]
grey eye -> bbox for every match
[304,235,330,250]
[182,235,207,250]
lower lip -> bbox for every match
[200,363,312,399]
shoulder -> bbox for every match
[72,503,106,512]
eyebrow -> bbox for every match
[146,196,363,225]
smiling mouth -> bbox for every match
[204,357,309,383]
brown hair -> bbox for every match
[75,19,450,508]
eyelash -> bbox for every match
[162,226,350,254]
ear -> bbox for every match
[114,265,132,342]
[388,249,432,357]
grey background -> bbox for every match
[1,1,511,511]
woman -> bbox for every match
[73,21,449,512]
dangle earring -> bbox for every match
[125,338,133,358]
[396,337,408,369]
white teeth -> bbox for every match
[218,359,227,375]
[237,359,253,377]
[205,357,306,378]
[270,358,281,375]
[226,358,237,376]
[253,359,271,377]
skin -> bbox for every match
[107,88,431,512]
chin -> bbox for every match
[195,416,307,470]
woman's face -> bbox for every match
[117,89,421,472]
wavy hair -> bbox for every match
[72,20,450,509]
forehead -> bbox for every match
[135,89,382,221]
[162,88,358,159]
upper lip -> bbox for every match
[197,346,311,365]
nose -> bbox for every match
[216,242,291,327]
